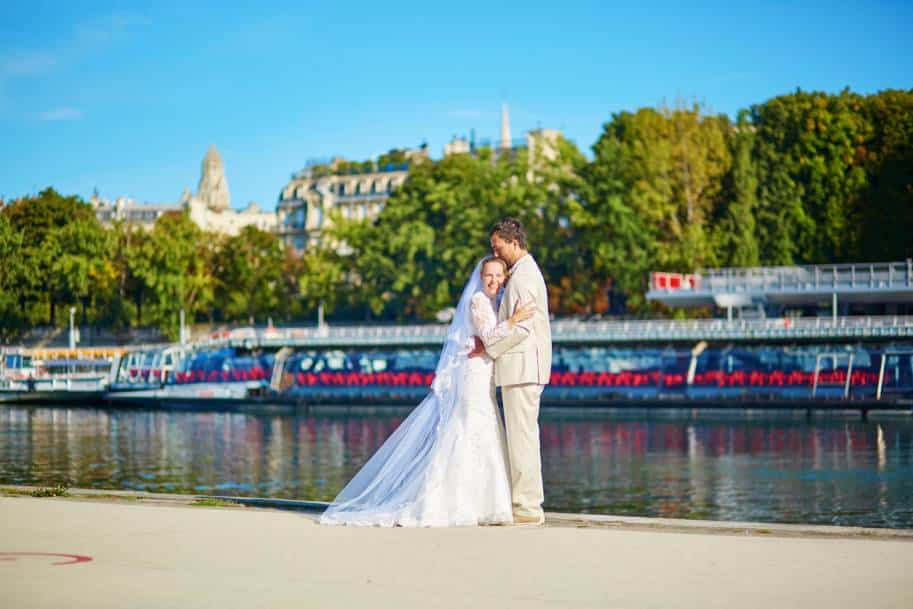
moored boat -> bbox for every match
[1,347,113,404]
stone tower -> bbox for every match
[197,145,230,211]
[500,103,511,150]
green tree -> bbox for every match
[584,105,732,311]
[1,188,102,326]
[377,148,411,167]
[129,211,215,339]
[297,245,351,318]
[580,127,653,312]
[714,110,760,267]
[46,216,115,325]
[215,226,285,322]
[330,152,507,320]
[102,220,145,329]
[507,137,595,313]
[334,136,621,318]
[855,89,913,259]
[751,89,871,263]
[0,214,25,337]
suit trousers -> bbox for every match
[501,383,545,519]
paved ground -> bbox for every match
[2,492,912,609]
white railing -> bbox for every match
[1,376,109,392]
[196,316,913,348]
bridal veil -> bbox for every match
[319,260,488,526]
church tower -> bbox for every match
[500,103,511,150]
[197,145,230,211]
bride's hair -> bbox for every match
[480,255,508,275]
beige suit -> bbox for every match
[481,254,552,520]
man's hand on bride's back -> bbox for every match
[468,336,486,358]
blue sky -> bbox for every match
[1,1,911,210]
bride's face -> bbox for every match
[480,262,506,298]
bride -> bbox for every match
[320,256,535,527]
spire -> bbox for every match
[500,103,511,150]
[197,145,230,211]
[204,145,222,165]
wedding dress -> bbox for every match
[320,261,513,527]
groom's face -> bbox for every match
[490,234,520,265]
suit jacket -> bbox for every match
[482,253,552,387]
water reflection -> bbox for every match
[1,405,912,528]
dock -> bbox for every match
[2,488,911,609]
[2,385,911,419]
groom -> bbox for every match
[471,217,552,525]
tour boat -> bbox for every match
[0,347,112,403]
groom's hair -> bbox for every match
[490,217,527,249]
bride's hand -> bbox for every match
[509,301,536,327]
[467,336,486,358]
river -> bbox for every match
[1,404,912,528]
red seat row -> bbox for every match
[290,370,678,388]
[549,370,665,387]
[691,369,884,387]
[287,369,889,388]
[173,368,269,384]
[550,369,885,387]
[126,368,162,381]
[293,371,435,387]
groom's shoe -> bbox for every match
[512,513,545,526]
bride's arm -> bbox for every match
[469,293,503,345]
[482,282,537,359]
[470,292,534,349]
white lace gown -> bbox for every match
[320,289,513,527]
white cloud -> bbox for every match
[1,52,58,78]
[37,107,83,121]
[0,11,149,110]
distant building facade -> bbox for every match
[92,146,277,236]
[442,105,563,167]
[276,155,420,252]
[91,196,177,227]
[90,106,562,248]
[276,106,565,253]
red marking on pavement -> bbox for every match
[0,552,92,566]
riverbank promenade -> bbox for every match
[2,490,912,609]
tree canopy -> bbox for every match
[2,88,911,338]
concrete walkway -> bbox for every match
[2,492,912,609]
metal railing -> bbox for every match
[1,376,108,392]
[195,316,913,348]
[651,260,913,295]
